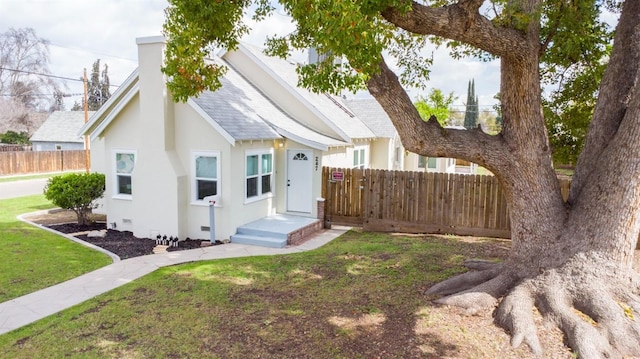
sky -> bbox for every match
[0,0,500,112]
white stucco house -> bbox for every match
[30,111,95,151]
[80,36,404,247]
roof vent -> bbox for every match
[324,93,355,118]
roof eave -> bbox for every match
[86,83,140,142]
[187,98,237,146]
[79,69,141,140]
[229,44,353,143]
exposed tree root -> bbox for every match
[626,292,640,317]
[495,281,542,355]
[462,259,503,271]
[431,273,515,315]
[574,290,640,355]
[534,277,616,358]
[428,255,640,357]
[425,261,503,296]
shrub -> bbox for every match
[44,172,105,225]
[0,130,30,144]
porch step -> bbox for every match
[229,234,288,248]
[234,226,288,240]
[230,214,323,248]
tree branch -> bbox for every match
[366,56,513,175]
[381,1,529,60]
[539,20,558,56]
[569,0,640,203]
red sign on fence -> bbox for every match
[331,171,344,181]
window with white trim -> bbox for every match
[352,146,366,169]
[114,151,135,197]
[418,155,427,169]
[246,150,273,200]
[418,156,437,169]
[193,151,220,202]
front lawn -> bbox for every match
[0,195,112,303]
[0,230,572,358]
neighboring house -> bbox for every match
[344,98,405,171]
[344,100,477,174]
[80,36,396,246]
[405,152,478,174]
[403,126,478,174]
[30,111,94,151]
[405,153,458,173]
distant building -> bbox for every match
[30,111,94,151]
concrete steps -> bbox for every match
[229,233,288,248]
[230,214,323,248]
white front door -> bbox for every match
[286,149,313,213]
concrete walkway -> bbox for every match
[0,171,81,199]
[0,223,350,335]
[0,178,49,199]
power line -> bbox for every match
[49,42,137,64]
[0,66,81,83]
[1,92,84,97]
[0,67,121,88]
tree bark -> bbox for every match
[569,0,640,204]
[368,0,640,356]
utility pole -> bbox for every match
[83,68,90,173]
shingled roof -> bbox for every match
[191,60,348,150]
[344,98,397,139]
[237,43,377,141]
[31,111,95,143]
[191,67,281,142]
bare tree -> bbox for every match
[0,98,46,134]
[0,27,59,135]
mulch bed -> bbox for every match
[47,222,210,260]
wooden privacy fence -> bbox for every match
[322,167,572,239]
[0,150,88,175]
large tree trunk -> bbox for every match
[371,0,640,357]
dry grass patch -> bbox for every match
[329,313,387,331]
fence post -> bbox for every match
[325,179,333,229]
[316,197,325,221]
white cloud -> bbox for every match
[0,0,168,105]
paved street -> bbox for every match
[0,178,48,199]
